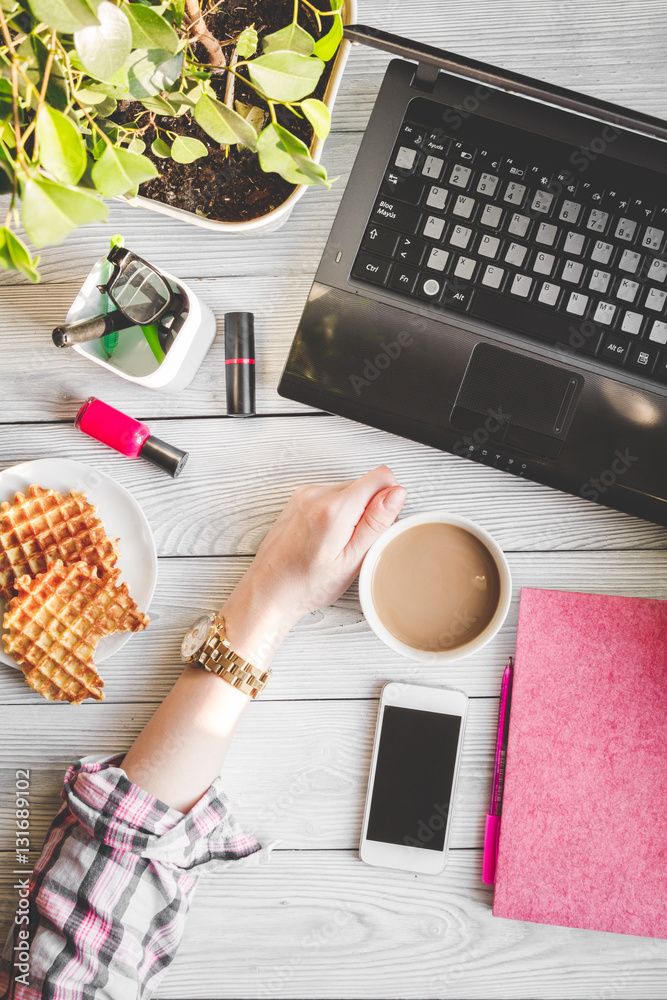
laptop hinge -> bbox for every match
[413,61,439,93]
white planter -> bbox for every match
[66,256,217,392]
[122,0,357,235]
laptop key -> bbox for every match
[646,288,667,312]
[591,241,613,264]
[649,320,667,344]
[423,215,446,240]
[538,281,561,306]
[482,265,505,289]
[477,173,499,197]
[395,236,426,266]
[586,209,609,233]
[620,311,644,335]
[479,234,501,259]
[531,190,554,214]
[422,155,444,180]
[480,204,503,228]
[508,213,530,238]
[589,269,611,294]
[562,259,584,283]
[449,164,471,189]
[510,274,533,297]
[600,332,631,364]
[382,171,425,205]
[453,195,475,219]
[535,223,558,246]
[563,232,585,255]
[394,146,418,171]
[533,252,555,275]
[615,218,637,241]
[372,198,421,233]
[648,259,667,283]
[628,342,659,374]
[398,123,425,147]
[417,276,443,300]
[449,225,472,249]
[559,200,582,224]
[454,255,477,281]
[566,292,589,316]
[505,242,527,267]
[593,301,616,326]
[362,225,399,257]
[642,226,665,251]
[426,247,450,272]
[389,264,420,294]
[425,186,448,211]
[351,252,391,285]
[441,281,475,311]
[619,249,641,272]
[616,278,639,303]
[504,181,526,205]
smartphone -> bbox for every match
[359,682,467,875]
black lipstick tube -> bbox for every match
[224,312,255,416]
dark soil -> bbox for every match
[127,0,335,223]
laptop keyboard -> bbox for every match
[351,108,667,384]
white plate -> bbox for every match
[0,458,157,670]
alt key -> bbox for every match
[599,332,631,365]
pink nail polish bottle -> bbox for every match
[75,397,188,478]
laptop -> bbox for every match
[278,25,667,527]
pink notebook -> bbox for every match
[493,587,667,939]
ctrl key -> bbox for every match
[351,252,391,286]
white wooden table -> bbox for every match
[2,2,667,996]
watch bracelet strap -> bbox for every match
[197,616,271,698]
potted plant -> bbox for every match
[0,0,355,282]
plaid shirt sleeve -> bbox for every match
[0,752,263,1000]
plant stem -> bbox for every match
[33,28,56,158]
[184,0,226,68]
[223,45,238,111]
[58,42,114,149]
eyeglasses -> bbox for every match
[97,247,183,326]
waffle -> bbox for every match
[0,485,120,600]
[3,560,149,704]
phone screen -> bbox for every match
[366,705,462,852]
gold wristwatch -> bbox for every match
[180,613,271,698]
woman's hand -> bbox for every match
[222,466,407,666]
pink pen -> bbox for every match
[482,656,513,885]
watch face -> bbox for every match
[181,614,215,662]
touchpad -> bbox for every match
[450,343,583,459]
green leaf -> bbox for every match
[21,178,107,248]
[256,122,330,187]
[91,144,158,197]
[0,79,12,123]
[170,135,207,163]
[236,25,258,59]
[300,97,330,140]
[140,94,177,116]
[263,23,314,56]
[36,106,87,185]
[28,0,98,33]
[128,136,146,155]
[151,136,171,158]
[125,3,180,55]
[126,48,183,99]
[94,95,118,118]
[75,87,109,105]
[0,227,40,282]
[169,0,185,29]
[313,11,343,62]
[23,35,69,112]
[234,100,267,149]
[194,94,257,150]
[248,51,324,103]
[74,1,132,81]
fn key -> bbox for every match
[351,252,391,285]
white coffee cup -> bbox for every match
[358,511,512,662]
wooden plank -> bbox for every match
[0,276,315,419]
[1,850,666,999]
[0,698,496,854]
[0,417,665,554]
[2,550,667,705]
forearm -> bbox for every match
[122,580,288,814]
